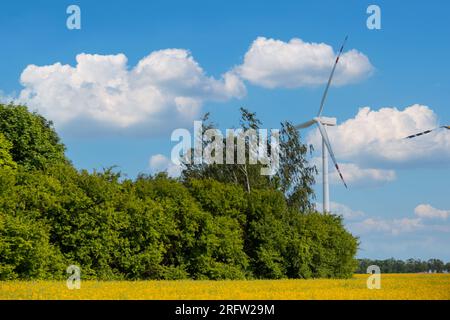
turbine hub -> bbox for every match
[317,116,337,126]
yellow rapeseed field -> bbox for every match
[1,274,449,300]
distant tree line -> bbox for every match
[356,258,450,274]
[0,104,359,280]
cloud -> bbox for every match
[315,202,448,237]
[0,91,16,104]
[347,204,450,236]
[316,201,365,220]
[17,50,245,136]
[307,104,450,168]
[332,162,396,187]
[335,203,450,260]
[149,154,181,178]
[235,37,373,88]
[415,204,450,220]
[350,217,424,236]
[12,37,374,136]
[311,157,396,187]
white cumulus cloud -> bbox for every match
[13,37,375,136]
[311,157,396,187]
[17,50,245,135]
[307,104,450,168]
[235,37,374,88]
[350,217,424,236]
[347,204,450,236]
[415,204,450,220]
[316,201,365,220]
[333,162,396,186]
[149,154,181,178]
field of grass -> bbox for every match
[1,274,449,300]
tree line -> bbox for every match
[0,103,359,280]
[356,258,450,274]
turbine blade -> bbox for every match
[295,119,316,129]
[316,122,348,188]
[404,125,449,139]
[317,35,348,117]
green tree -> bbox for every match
[182,108,317,212]
[182,109,271,193]
[427,259,444,273]
[295,212,358,278]
[276,121,317,212]
[0,104,66,170]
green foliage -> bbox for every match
[0,104,360,280]
[245,189,289,278]
[181,108,317,211]
[187,179,249,279]
[0,133,17,172]
[277,122,317,212]
[0,164,359,280]
[245,191,358,279]
[181,110,272,193]
[295,213,358,278]
[0,104,66,170]
[0,212,65,280]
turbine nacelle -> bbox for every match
[294,115,347,189]
[316,116,337,126]
[294,116,337,129]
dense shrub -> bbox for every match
[0,211,65,280]
[0,165,358,280]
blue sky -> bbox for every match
[1,0,449,261]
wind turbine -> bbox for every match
[294,36,349,214]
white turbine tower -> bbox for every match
[294,36,349,213]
